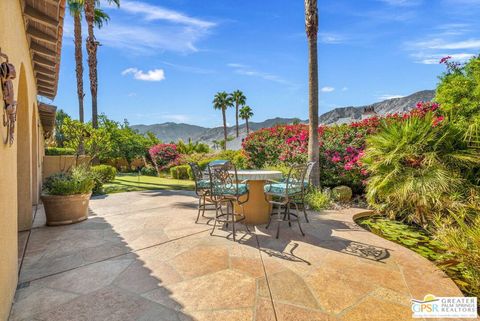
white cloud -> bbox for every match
[64,0,216,54]
[321,86,335,93]
[379,0,422,6]
[227,63,293,86]
[413,52,476,64]
[121,1,216,29]
[378,94,405,100]
[413,38,480,50]
[319,33,346,44]
[122,68,166,81]
[342,87,348,91]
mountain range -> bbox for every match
[132,90,435,149]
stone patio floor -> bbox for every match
[10,190,465,321]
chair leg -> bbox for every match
[266,203,273,229]
[301,199,309,223]
[201,196,207,218]
[195,196,202,223]
[241,204,251,233]
[287,205,292,227]
[229,201,236,242]
[210,202,218,236]
[293,202,305,236]
[276,204,282,239]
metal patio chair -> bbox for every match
[264,162,315,238]
[189,162,215,223]
[207,160,250,241]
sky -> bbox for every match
[44,0,480,127]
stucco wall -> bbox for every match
[43,156,91,182]
[0,1,44,319]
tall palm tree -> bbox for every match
[239,105,253,135]
[213,91,233,150]
[305,0,320,186]
[230,90,246,138]
[68,0,85,123]
[84,0,119,128]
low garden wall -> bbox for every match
[42,155,91,182]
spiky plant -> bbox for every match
[363,113,479,226]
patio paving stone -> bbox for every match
[9,190,467,321]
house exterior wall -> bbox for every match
[0,1,46,319]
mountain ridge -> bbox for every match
[132,89,435,147]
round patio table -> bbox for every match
[231,170,283,225]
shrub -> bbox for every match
[305,188,331,211]
[434,210,480,297]
[43,166,95,196]
[141,166,158,176]
[331,185,353,202]
[45,147,76,156]
[170,165,190,179]
[149,144,180,172]
[92,165,116,183]
[363,112,479,226]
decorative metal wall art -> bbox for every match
[0,49,17,145]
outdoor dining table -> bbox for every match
[230,169,283,225]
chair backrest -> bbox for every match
[189,162,206,195]
[285,161,316,194]
[207,161,239,198]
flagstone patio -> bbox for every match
[10,190,464,321]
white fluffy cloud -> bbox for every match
[122,68,165,81]
[321,86,335,93]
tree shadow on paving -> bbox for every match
[11,209,196,321]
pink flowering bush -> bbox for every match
[242,101,442,192]
[148,144,181,172]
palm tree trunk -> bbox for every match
[222,108,227,150]
[85,0,99,128]
[74,13,84,123]
[235,102,239,138]
[306,0,320,186]
[246,119,249,135]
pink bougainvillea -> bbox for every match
[242,101,442,192]
[148,144,180,171]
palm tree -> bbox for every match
[213,91,233,150]
[68,0,110,123]
[305,0,320,186]
[230,90,246,138]
[68,0,85,123]
[84,0,119,128]
[239,105,253,135]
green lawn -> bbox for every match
[101,173,195,194]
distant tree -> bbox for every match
[213,91,233,150]
[54,109,71,147]
[239,105,254,135]
[62,118,112,164]
[305,0,320,186]
[231,90,246,138]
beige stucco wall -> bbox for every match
[43,156,91,182]
[0,1,45,319]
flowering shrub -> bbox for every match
[148,144,181,171]
[242,101,441,192]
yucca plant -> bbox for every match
[363,113,479,226]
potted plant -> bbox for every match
[41,165,95,226]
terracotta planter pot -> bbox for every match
[41,193,92,226]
